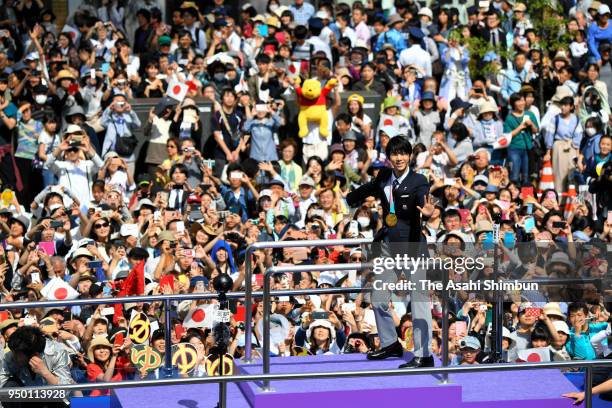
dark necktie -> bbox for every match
[174,191,181,210]
[391,179,400,202]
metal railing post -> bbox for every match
[243,238,372,363]
[163,298,173,377]
[585,366,593,408]
[218,376,227,408]
[262,267,273,392]
[244,246,255,363]
[440,267,450,384]
[261,262,369,392]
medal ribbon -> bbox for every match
[389,179,399,215]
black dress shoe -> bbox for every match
[398,356,434,369]
[367,341,403,360]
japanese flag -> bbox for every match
[183,305,216,329]
[166,78,188,102]
[41,278,79,300]
[516,347,550,363]
[287,61,301,78]
[493,133,511,150]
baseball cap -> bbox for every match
[599,4,611,14]
[299,175,315,188]
[459,336,481,350]
[553,320,570,335]
[472,175,489,187]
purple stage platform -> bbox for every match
[235,354,578,408]
[111,354,582,408]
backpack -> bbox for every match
[553,114,580,142]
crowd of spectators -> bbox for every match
[0,0,609,404]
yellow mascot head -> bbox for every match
[301,78,322,100]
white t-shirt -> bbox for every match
[38,130,61,169]
[351,114,372,136]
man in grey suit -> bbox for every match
[347,136,434,368]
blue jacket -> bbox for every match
[375,29,407,53]
[566,322,608,360]
[588,22,612,62]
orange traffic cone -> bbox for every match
[563,184,576,219]
[538,161,555,194]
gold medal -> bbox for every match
[385,213,398,227]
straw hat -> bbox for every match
[87,337,113,362]
[55,69,76,81]
[543,302,567,320]
[478,100,498,116]
[513,3,527,11]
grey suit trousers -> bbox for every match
[372,241,432,358]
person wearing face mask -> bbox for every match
[210,64,228,92]
[578,116,605,165]
[30,84,54,121]
[353,206,376,239]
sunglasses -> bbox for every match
[94,222,110,229]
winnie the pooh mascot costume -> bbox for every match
[294,77,338,138]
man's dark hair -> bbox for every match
[255,53,271,64]
[568,302,589,316]
[221,87,236,99]
[335,112,352,125]
[169,163,189,177]
[336,12,350,23]
[8,327,46,358]
[274,215,289,225]
[385,136,413,157]
[136,8,151,20]
[318,58,332,70]
[372,15,386,25]
[151,7,162,21]
[338,37,352,48]
[442,208,461,221]
[362,61,376,71]
[182,7,199,18]
[226,162,243,175]
[294,25,308,40]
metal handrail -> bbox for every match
[243,238,373,362]
[0,286,370,381]
[0,272,606,407]
[0,287,371,310]
[262,262,370,391]
[0,359,608,408]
